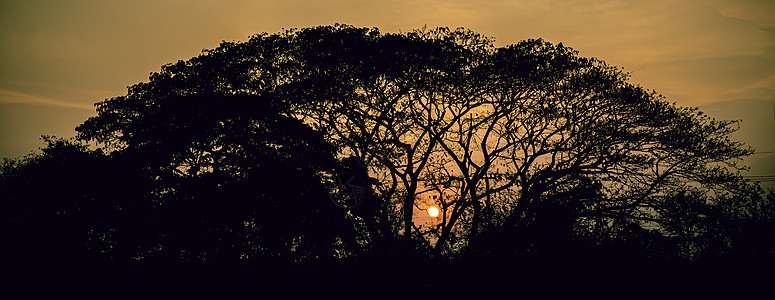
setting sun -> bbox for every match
[427,206,440,218]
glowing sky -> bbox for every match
[1,0,773,179]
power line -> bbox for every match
[743,175,775,182]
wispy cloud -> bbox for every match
[0,88,93,110]
[717,0,775,32]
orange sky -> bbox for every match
[1,0,773,180]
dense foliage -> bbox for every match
[3,25,773,265]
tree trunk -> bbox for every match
[402,190,415,254]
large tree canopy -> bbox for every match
[4,25,771,265]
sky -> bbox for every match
[1,0,773,182]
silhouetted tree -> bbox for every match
[277,26,756,259]
[1,137,143,264]
[4,25,769,266]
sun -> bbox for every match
[427,206,440,218]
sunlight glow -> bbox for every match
[427,206,440,218]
